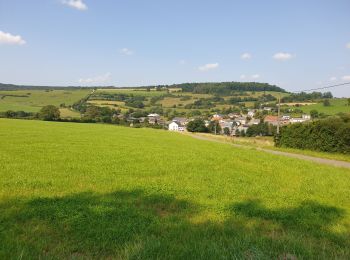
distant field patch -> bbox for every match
[298,98,349,115]
[96,88,166,97]
[282,102,317,106]
[59,108,81,118]
[159,96,193,107]
[0,89,90,112]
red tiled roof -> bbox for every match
[264,115,278,122]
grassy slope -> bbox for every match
[0,89,90,112]
[0,119,349,259]
[296,98,350,115]
[93,89,289,110]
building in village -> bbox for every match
[168,121,185,131]
[290,114,311,124]
[264,115,279,126]
[147,113,161,124]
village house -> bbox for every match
[232,124,249,135]
[228,112,241,119]
[219,120,234,134]
[234,116,247,125]
[172,117,188,126]
[168,121,185,131]
[147,113,161,124]
[248,118,260,126]
[290,114,311,124]
[282,115,291,120]
[264,115,279,126]
[212,113,223,121]
[247,110,256,118]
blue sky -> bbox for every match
[0,0,350,96]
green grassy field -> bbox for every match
[288,98,350,115]
[0,89,91,112]
[1,119,350,259]
[95,88,167,97]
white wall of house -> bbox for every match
[169,122,179,131]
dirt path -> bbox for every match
[186,133,350,169]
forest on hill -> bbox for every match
[0,82,286,95]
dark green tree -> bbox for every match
[186,119,208,133]
[39,105,60,121]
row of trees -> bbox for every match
[275,114,350,153]
[186,119,224,134]
[0,105,60,121]
[281,91,333,102]
[157,82,286,95]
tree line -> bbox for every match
[275,114,350,153]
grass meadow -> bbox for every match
[0,119,350,259]
[290,98,350,115]
[0,89,91,112]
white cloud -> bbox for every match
[79,72,111,84]
[240,74,260,80]
[62,0,87,11]
[342,75,350,81]
[240,53,252,60]
[179,59,186,65]
[0,31,26,45]
[273,52,294,61]
[346,42,350,49]
[329,76,337,81]
[120,48,134,56]
[198,63,219,71]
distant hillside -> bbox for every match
[0,83,111,91]
[0,81,287,95]
[173,82,286,94]
[135,82,287,95]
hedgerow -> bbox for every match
[275,115,350,153]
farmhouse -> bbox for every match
[168,121,185,131]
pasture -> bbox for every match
[95,88,167,97]
[0,119,349,259]
[0,89,90,112]
[286,98,350,115]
